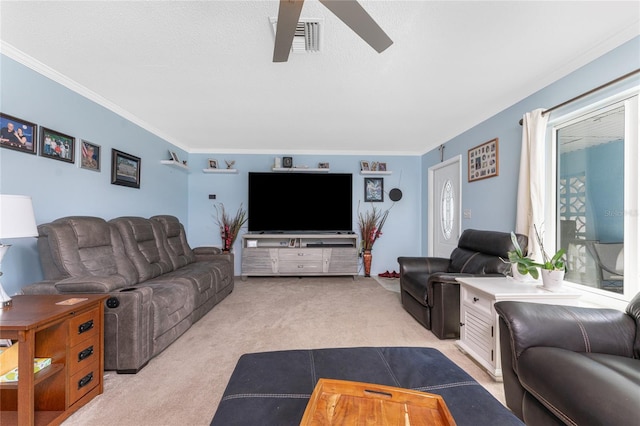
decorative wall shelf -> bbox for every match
[202,168,238,174]
[272,167,330,173]
[161,160,189,170]
[360,170,392,175]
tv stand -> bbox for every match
[241,233,358,280]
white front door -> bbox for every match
[428,156,462,258]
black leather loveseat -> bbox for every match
[495,294,640,426]
[398,229,527,339]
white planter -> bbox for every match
[511,263,529,282]
[541,269,564,291]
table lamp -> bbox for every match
[0,194,38,308]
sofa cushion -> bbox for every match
[626,292,640,358]
[142,281,195,338]
[400,272,431,304]
[447,229,523,274]
[37,216,136,287]
[151,215,196,269]
[448,248,509,274]
[517,347,640,426]
[110,217,174,282]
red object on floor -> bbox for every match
[378,270,391,278]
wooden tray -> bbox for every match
[300,378,456,425]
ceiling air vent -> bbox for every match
[270,18,323,54]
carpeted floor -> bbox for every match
[62,276,506,425]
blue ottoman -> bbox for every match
[211,347,522,425]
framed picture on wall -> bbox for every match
[364,177,384,202]
[79,140,101,172]
[0,113,37,155]
[208,159,219,169]
[111,149,141,188]
[468,137,499,182]
[40,127,75,163]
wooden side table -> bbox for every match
[455,277,581,381]
[0,294,107,426]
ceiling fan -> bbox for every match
[273,0,393,62]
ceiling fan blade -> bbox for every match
[273,0,305,62]
[319,0,393,53]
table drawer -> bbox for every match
[69,333,100,376]
[68,359,99,405]
[279,249,323,261]
[461,287,492,316]
[279,261,323,273]
[69,307,100,347]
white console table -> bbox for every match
[455,277,581,381]
[241,233,358,280]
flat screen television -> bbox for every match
[248,172,353,233]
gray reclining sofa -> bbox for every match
[22,215,234,373]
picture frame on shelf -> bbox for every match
[364,177,384,202]
[169,150,180,162]
[40,127,75,163]
[468,137,499,182]
[0,113,37,155]
[208,159,219,169]
[111,149,141,188]
[360,160,370,171]
[283,156,293,168]
[378,162,387,172]
[318,162,329,169]
[80,140,101,172]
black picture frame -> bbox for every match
[80,140,101,172]
[364,177,384,202]
[40,127,75,163]
[0,113,37,155]
[111,149,141,188]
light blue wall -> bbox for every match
[0,55,189,296]
[186,153,422,275]
[1,36,638,296]
[420,37,639,252]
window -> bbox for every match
[548,90,638,308]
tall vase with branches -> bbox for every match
[357,204,389,276]
[214,203,248,252]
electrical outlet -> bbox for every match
[463,209,471,219]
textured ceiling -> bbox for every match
[1,1,638,155]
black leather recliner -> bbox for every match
[495,293,640,426]
[398,229,527,339]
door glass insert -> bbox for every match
[440,179,454,240]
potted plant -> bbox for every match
[214,203,248,253]
[532,225,566,290]
[506,232,539,281]
[357,205,389,277]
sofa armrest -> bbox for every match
[51,275,129,293]
[193,246,234,263]
[495,301,636,359]
[397,256,450,275]
[21,280,61,295]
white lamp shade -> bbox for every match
[0,194,38,239]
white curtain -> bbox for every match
[516,108,548,262]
